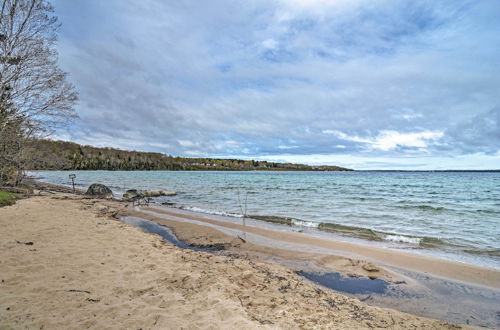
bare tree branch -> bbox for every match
[0,0,77,185]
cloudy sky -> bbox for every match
[51,0,500,170]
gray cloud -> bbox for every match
[443,107,500,154]
[51,0,500,167]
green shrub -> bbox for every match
[0,191,17,207]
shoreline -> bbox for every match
[170,206,500,269]
[119,205,500,327]
[151,205,500,272]
[29,171,500,271]
[121,207,500,289]
[23,178,500,286]
[0,189,468,329]
[131,206,500,290]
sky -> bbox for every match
[51,0,500,170]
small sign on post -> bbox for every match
[69,174,76,193]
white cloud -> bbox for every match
[372,130,443,151]
[262,38,278,49]
[324,130,444,151]
[177,140,197,147]
[402,113,423,121]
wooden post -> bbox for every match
[69,174,76,193]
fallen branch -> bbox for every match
[65,289,91,294]
[15,240,33,245]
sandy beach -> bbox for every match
[0,190,471,329]
[2,0,498,328]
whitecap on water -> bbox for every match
[383,234,421,245]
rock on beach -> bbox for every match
[123,189,143,201]
[85,184,113,199]
[123,189,176,200]
[142,190,177,197]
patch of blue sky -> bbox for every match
[215,63,232,73]
[260,48,299,63]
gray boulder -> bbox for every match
[86,184,113,199]
[123,189,144,201]
[143,190,177,197]
[159,189,177,196]
[143,190,162,197]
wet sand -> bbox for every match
[137,206,500,289]
[0,191,466,329]
[123,206,500,328]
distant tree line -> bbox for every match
[24,139,353,172]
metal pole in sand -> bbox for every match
[69,174,76,193]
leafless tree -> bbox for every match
[0,0,77,185]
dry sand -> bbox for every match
[0,192,466,329]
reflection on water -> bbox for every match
[121,216,220,252]
[299,271,389,294]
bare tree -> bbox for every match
[0,0,77,185]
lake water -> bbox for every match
[31,170,500,269]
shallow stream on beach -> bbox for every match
[32,170,500,269]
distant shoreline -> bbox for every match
[28,168,500,172]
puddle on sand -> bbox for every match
[299,271,389,294]
[121,216,219,252]
[301,268,500,328]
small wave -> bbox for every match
[262,187,315,192]
[317,223,382,241]
[291,219,320,228]
[383,234,421,245]
[475,209,500,215]
[419,237,447,248]
[180,206,243,218]
[463,248,500,258]
[381,235,449,248]
[382,234,448,248]
[348,196,386,202]
[395,204,446,212]
[249,215,319,228]
[248,215,293,225]
[248,215,326,228]
[316,222,449,248]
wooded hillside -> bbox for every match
[24,139,352,171]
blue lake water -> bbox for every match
[31,170,500,269]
